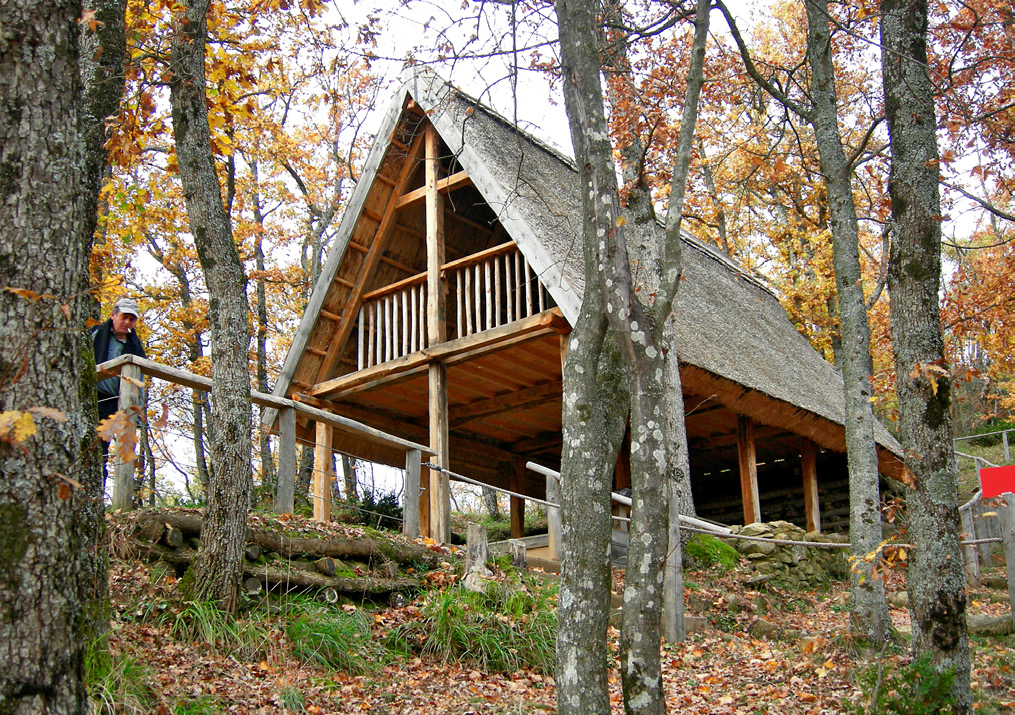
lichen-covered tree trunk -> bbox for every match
[0,1,96,711]
[880,0,971,707]
[170,0,252,611]
[804,0,891,645]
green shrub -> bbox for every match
[337,489,403,531]
[388,573,556,673]
[856,654,957,714]
[286,604,387,674]
[684,534,741,571]
[86,639,158,715]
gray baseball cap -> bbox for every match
[114,298,140,317]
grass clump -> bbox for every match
[86,639,158,715]
[684,534,740,571]
[855,653,957,714]
[285,600,388,674]
[160,600,273,660]
[388,572,556,673]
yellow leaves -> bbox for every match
[0,411,37,444]
[0,407,67,449]
[98,408,139,464]
[909,361,950,396]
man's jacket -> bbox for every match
[92,319,146,374]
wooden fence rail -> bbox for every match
[96,354,431,537]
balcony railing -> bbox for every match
[355,242,553,370]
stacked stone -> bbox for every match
[726,520,848,589]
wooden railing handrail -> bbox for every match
[440,240,517,275]
[361,271,427,302]
[96,353,433,456]
[357,241,520,304]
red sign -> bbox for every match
[979,465,1015,499]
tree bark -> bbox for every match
[169,0,252,611]
[0,1,95,710]
[880,0,971,708]
[804,0,891,645]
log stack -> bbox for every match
[117,510,447,601]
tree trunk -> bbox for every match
[0,1,95,710]
[169,0,252,612]
[804,0,891,645]
[250,160,276,493]
[296,442,315,507]
[341,454,358,500]
[483,487,499,518]
[880,0,971,708]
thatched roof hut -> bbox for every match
[266,69,904,535]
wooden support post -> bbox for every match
[960,506,981,585]
[1005,431,1011,464]
[403,449,421,538]
[545,469,561,561]
[801,440,821,533]
[313,421,333,522]
[511,459,526,539]
[112,363,142,512]
[275,407,296,513]
[425,124,450,544]
[737,415,761,525]
[997,492,1015,632]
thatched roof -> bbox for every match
[268,68,903,466]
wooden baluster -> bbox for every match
[361,302,369,369]
[456,270,463,339]
[411,285,419,353]
[420,284,427,348]
[392,292,401,359]
[537,262,546,313]
[465,265,473,335]
[484,259,493,332]
[515,250,525,319]
[494,255,502,327]
[473,265,481,333]
[369,302,377,369]
[401,288,409,358]
[523,255,534,317]
[505,253,514,322]
[375,300,383,365]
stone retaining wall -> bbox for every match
[726,520,849,589]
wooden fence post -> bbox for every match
[974,499,993,564]
[112,362,142,511]
[960,505,981,585]
[275,407,296,513]
[403,449,421,537]
[997,492,1015,631]
[1004,430,1011,464]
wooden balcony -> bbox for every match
[355,242,554,370]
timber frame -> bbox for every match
[265,69,906,542]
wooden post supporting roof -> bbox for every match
[737,415,761,525]
[313,421,334,522]
[425,124,451,544]
[801,439,821,533]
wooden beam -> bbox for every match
[307,309,564,399]
[426,124,450,545]
[395,169,472,208]
[451,380,562,426]
[315,129,426,383]
[737,415,761,525]
[313,421,333,522]
[511,430,562,454]
[801,439,820,533]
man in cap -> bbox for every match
[93,298,147,479]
